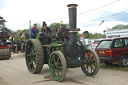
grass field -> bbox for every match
[100,63,128,72]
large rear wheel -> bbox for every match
[81,49,100,76]
[25,39,44,74]
[49,51,67,81]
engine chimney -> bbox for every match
[67,4,78,29]
[64,4,84,57]
[67,4,78,40]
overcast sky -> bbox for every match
[0,0,128,34]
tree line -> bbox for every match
[10,23,128,41]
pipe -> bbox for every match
[67,4,78,30]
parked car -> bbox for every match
[87,43,98,50]
[95,37,128,67]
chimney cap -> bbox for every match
[67,4,78,8]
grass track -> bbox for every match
[100,63,128,72]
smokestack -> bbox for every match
[67,4,78,30]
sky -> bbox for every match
[0,0,128,34]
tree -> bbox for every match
[49,22,69,31]
[83,31,89,38]
[89,33,95,39]
[49,23,60,31]
[111,24,128,30]
[112,24,125,30]
[20,32,22,36]
[25,32,29,40]
[37,23,42,32]
[99,34,106,38]
[77,33,82,39]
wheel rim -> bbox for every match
[15,47,18,53]
[21,44,25,52]
[23,44,25,52]
[26,40,37,72]
[81,49,100,76]
[122,57,128,66]
[49,51,67,81]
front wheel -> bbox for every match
[49,51,67,81]
[118,55,128,67]
[81,49,100,76]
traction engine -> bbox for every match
[25,4,100,81]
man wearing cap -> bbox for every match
[31,24,39,39]
[42,22,52,44]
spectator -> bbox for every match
[31,24,39,39]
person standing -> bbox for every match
[31,24,39,39]
[42,22,52,44]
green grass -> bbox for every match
[100,63,128,72]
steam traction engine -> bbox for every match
[0,16,11,60]
[11,37,25,53]
[25,4,100,81]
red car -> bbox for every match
[87,43,98,50]
[95,37,128,67]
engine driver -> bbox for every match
[42,21,52,44]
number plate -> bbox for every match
[99,51,104,53]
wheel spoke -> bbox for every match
[33,61,36,67]
[90,65,95,72]
[33,53,36,56]
[86,65,89,72]
[57,57,60,63]
[33,56,36,61]
[29,61,33,65]
[31,47,35,53]
[28,45,32,51]
[31,50,36,57]
[56,70,59,77]
[27,54,31,57]
[53,55,56,63]
[92,63,96,66]
[57,66,62,69]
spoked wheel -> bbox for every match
[81,49,100,76]
[49,51,67,82]
[25,39,44,74]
